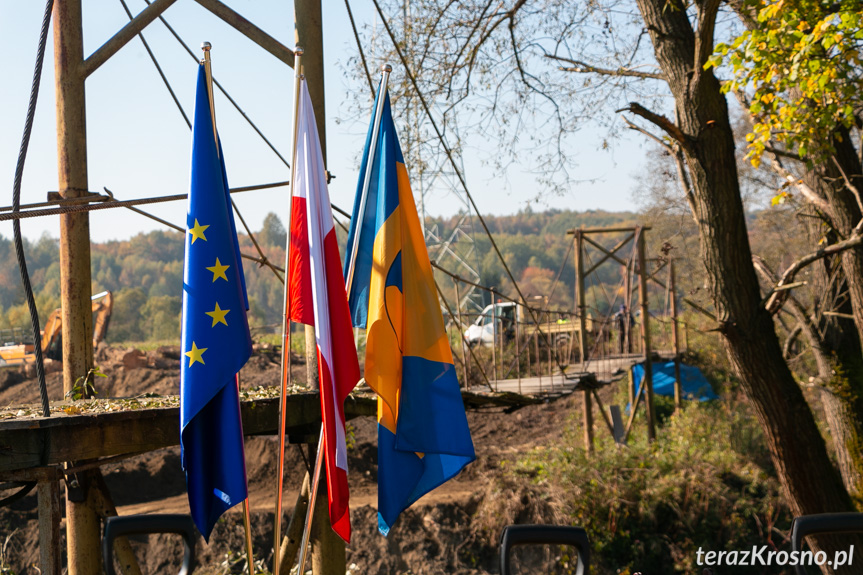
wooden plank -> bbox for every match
[0,394,375,473]
[567,226,651,234]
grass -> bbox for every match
[478,366,791,574]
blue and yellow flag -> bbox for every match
[344,86,475,535]
[180,64,253,540]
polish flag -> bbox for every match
[287,79,361,542]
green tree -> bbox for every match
[108,288,147,343]
[258,212,287,247]
[140,295,181,341]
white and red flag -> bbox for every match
[287,78,361,542]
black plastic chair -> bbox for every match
[499,524,590,575]
[790,512,863,575]
[103,514,197,575]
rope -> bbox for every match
[11,0,54,418]
[369,0,567,374]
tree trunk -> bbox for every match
[800,165,863,501]
[635,0,858,568]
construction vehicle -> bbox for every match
[463,301,593,346]
[0,291,113,367]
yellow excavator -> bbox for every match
[0,291,113,367]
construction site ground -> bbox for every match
[0,344,607,574]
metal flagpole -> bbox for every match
[273,46,304,575]
[238,377,255,575]
[296,64,393,575]
[202,42,255,575]
[345,64,393,296]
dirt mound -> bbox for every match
[0,344,588,574]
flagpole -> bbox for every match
[238,373,255,575]
[294,62,393,575]
[345,64,392,296]
[200,43,218,150]
[273,45,304,575]
[202,42,255,575]
[296,427,324,575]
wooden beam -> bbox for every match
[0,394,375,473]
[36,467,62,575]
[584,232,635,275]
[194,0,295,68]
[581,234,717,321]
[582,389,594,452]
[81,0,178,78]
[636,229,657,441]
[567,226,652,234]
[55,0,101,569]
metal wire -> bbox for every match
[345,0,376,99]
[369,0,567,373]
[0,181,287,221]
[11,0,54,418]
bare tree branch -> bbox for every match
[545,54,665,80]
[617,102,692,151]
[768,153,833,213]
[753,256,832,382]
[831,155,863,214]
[764,145,803,162]
[763,219,863,311]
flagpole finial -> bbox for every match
[295,45,304,56]
[201,42,212,52]
[382,64,393,73]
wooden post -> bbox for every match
[628,366,636,408]
[574,230,588,368]
[294,3,342,574]
[54,1,101,572]
[636,228,656,441]
[624,257,633,354]
[535,332,541,391]
[583,388,594,452]
[37,469,62,575]
[307,442,344,575]
[515,302,521,393]
[295,0,322,393]
[491,303,498,387]
[454,280,469,390]
[669,260,682,410]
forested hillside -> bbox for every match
[0,205,802,344]
[0,209,637,343]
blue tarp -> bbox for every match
[631,361,718,402]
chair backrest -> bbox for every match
[499,524,590,575]
[102,514,197,575]
[790,512,863,575]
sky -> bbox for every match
[0,0,649,243]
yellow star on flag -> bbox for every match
[206,258,230,282]
[188,219,209,244]
[185,341,207,367]
[205,302,230,327]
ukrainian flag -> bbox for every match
[344,85,475,535]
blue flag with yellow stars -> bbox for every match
[180,64,253,541]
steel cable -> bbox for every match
[11,0,54,418]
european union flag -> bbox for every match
[344,84,475,535]
[180,64,253,540]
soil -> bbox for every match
[0,344,599,574]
